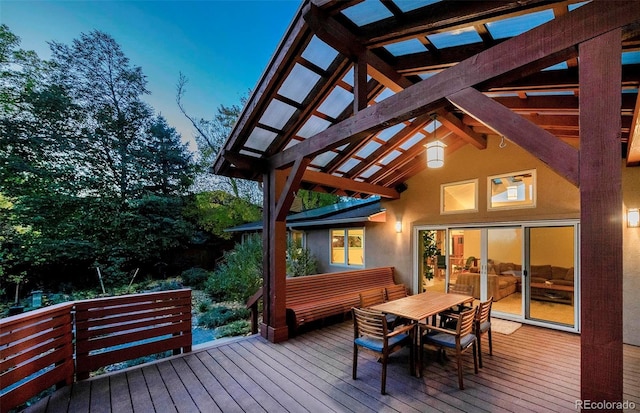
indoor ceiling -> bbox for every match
[214,0,640,198]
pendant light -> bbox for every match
[426,114,445,168]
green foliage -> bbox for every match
[215,320,251,339]
[286,240,317,277]
[296,189,340,210]
[184,190,261,240]
[181,267,210,290]
[198,304,250,329]
[205,234,262,302]
[422,230,441,280]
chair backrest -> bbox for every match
[359,288,385,308]
[476,297,493,324]
[456,307,477,337]
[449,283,473,296]
[352,307,387,340]
[385,284,407,301]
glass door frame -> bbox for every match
[413,220,580,333]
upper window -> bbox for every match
[330,228,364,267]
[441,179,478,214]
[488,170,536,210]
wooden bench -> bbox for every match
[286,267,396,332]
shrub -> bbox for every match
[181,267,210,289]
[286,241,317,277]
[215,320,251,339]
[205,234,262,302]
[198,305,250,329]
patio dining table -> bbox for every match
[370,290,474,376]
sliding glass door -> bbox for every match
[415,221,579,331]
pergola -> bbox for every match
[213,0,640,406]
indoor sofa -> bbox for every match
[454,262,520,301]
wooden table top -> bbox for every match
[370,291,474,321]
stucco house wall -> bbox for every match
[298,136,639,345]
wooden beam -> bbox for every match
[222,150,268,174]
[579,29,623,405]
[302,170,400,199]
[353,58,368,112]
[447,87,579,186]
[275,157,310,221]
[626,91,640,165]
[435,109,487,149]
[270,0,640,169]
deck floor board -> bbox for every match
[23,322,640,413]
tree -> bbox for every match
[176,74,262,204]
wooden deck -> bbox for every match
[25,321,640,413]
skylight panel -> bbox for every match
[486,10,554,40]
[380,150,402,165]
[622,51,640,65]
[302,36,339,71]
[312,151,338,167]
[341,0,393,27]
[418,72,439,80]
[400,132,425,150]
[359,164,382,179]
[297,115,332,139]
[542,61,568,71]
[338,158,360,173]
[245,127,277,151]
[259,99,297,130]
[396,0,441,13]
[384,38,427,57]
[342,67,354,87]
[376,123,405,142]
[568,1,591,11]
[427,27,481,49]
[317,86,353,118]
[355,141,381,159]
[278,64,321,103]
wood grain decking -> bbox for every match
[24,321,640,413]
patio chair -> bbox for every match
[475,297,493,368]
[359,288,400,328]
[439,283,474,328]
[385,284,408,301]
[420,307,478,390]
[352,307,414,394]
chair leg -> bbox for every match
[353,344,358,380]
[477,332,483,368]
[456,348,464,390]
[381,353,388,394]
[472,341,479,374]
[488,329,493,355]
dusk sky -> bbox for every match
[2,0,301,151]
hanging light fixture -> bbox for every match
[425,114,445,168]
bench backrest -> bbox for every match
[286,267,395,307]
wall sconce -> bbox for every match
[628,208,640,228]
[395,220,402,233]
[426,114,446,168]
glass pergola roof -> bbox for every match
[215,0,639,196]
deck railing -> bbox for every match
[0,289,192,413]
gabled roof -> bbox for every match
[226,196,384,232]
[214,0,640,199]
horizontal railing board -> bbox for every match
[78,335,191,374]
[0,329,71,374]
[76,320,191,354]
[1,340,73,386]
[75,311,190,340]
[74,290,191,312]
[0,305,72,344]
[75,296,191,322]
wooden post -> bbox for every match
[260,168,289,343]
[579,29,623,408]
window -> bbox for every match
[330,228,364,266]
[441,179,478,213]
[289,230,305,248]
[488,170,536,210]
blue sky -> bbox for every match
[2,0,301,151]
